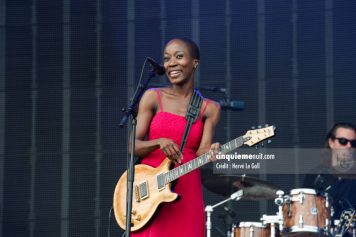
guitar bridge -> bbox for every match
[134,185,140,202]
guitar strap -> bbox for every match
[179,89,203,152]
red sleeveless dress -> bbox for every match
[131,89,209,237]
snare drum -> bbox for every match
[282,188,330,236]
[235,222,279,237]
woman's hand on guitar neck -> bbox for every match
[208,142,221,162]
[158,138,183,165]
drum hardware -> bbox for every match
[205,190,244,237]
[298,215,303,228]
[274,190,285,231]
[331,219,340,236]
[260,214,280,237]
[281,188,331,236]
[249,225,255,237]
[235,222,276,237]
[261,214,281,225]
[298,192,305,204]
[287,204,292,217]
[275,190,292,218]
[326,218,330,233]
[310,207,318,215]
[271,223,277,237]
[325,192,330,208]
[261,191,286,237]
[331,206,335,218]
[325,193,330,233]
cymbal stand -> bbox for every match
[205,190,244,237]
[260,190,285,237]
[274,190,285,231]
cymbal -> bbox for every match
[201,168,279,200]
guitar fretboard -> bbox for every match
[164,135,246,184]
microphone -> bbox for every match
[219,100,245,111]
[147,57,165,75]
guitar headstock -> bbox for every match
[243,125,276,147]
[335,209,356,236]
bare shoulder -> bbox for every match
[142,88,158,100]
[203,98,221,120]
[139,88,159,111]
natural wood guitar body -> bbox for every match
[113,158,177,231]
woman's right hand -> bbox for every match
[158,138,183,164]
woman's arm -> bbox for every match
[196,99,221,156]
[133,89,160,157]
[133,89,182,163]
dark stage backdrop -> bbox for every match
[1,0,356,236]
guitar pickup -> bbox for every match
[135,180,149,202]
[156,173,166,191]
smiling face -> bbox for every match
[163,39,199,86]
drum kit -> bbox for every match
[201,168,356,237]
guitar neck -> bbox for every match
[164,135,246,184]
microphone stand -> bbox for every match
[119,69,156,237]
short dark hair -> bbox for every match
[325,122,356,147]
[165,38,200,60]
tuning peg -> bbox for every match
[267,139,272,144]
[251,126,256,130]
[258,125,262,129]
[265,124,269,127]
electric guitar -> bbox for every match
[113,125,276,231]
